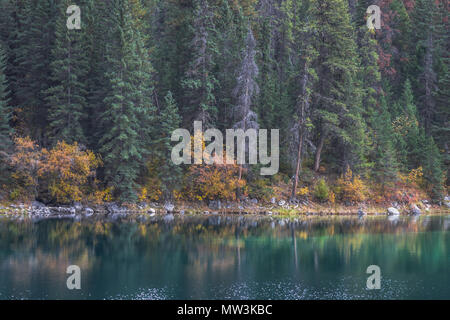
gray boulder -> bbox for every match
[84,208,94,216]
[164,202,175,213]
[387,207,400,216]
[74,202,83,211]
[410,204,421,215]
[31,201,46,209]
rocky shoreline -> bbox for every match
[1,196,449,222]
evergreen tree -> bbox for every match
[98,0,156,202]
[0,43,12,184]
[289,0,318,197]
[311,0,361,172]
[420,133,444,200]
[157,91,182,200]
[45,0,90,145]
[393,79,421,169]
[413,0,441,134]
[371,95,398,186]
[181,0,218,128]
[12,0,57,143]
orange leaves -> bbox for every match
[9,137,101,203]
[38,141,101,203]
[184,158,245,201]
[9,137,42,198]
[335,168,368,204]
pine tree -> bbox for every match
[371,95,398,186]
[215,0,247,130]
[0,43,12,184]
[255,0,278,130]
[45,0,90,145]
[311,0,361,172]
[98,0,156,202]
[420,133,444,200]
[290,0,318,198]
[393,79,421,169]
[12,0,57,143]
[181,0,219,128]
[157,91,182,200]
[413,0,441,134]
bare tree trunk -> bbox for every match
[291,63,310,199]
[314,134,325,172]
[291,131,304,198]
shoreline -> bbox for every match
[1,199,449,221]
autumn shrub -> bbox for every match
[335,168,368,204]
[296,186,309,198]
[9,137,101,204]
[89,186,114,205]
[183,154,245,201]
[38,141,101,204]
[313,179,330,202]
[9,137,42,200]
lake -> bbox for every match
[0,214,448,299]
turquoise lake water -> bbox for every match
[0,214,448,299]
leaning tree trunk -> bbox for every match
[314,134,325,172]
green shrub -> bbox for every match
[248,178,274,201]
[314,179,330,202]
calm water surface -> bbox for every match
[0,214,448,299]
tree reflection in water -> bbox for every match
[0,215,448,299]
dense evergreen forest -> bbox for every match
[0,0,448,205]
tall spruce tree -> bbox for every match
[98,0,155,202]
[371,95,398,186]
[181,0,218,128]
[45,0,90,145]
[311,0,361,172]
[157,91,182,200]
[290,0,318,198]
[413,0,441,135]
[12,0,57,144]
[0,43,12,184]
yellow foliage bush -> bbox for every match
[329,190,336,204]
[9,137,41,199]
[407,167,424,186]
[10,137,102,204]
[335,168,368,204]
[297,186,309,197]
[38,141,101,204]
[183,154,245,201]
[89,187,114,205]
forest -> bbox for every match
[0,0,448,206]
